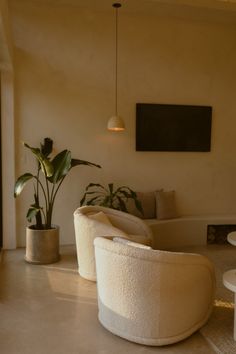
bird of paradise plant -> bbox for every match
[14,138,101,229]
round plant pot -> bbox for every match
[25,225,60,264]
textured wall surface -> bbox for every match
[9,0,236,245]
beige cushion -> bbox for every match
[88,211,112,225]
[127,191,156,219]
[156,190,178,220]
[113,237,152,249]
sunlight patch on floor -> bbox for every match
[214,299,234,309]
[46,269,97,301]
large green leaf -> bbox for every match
[117,186,133,194]
[24,142,54,177]
[14,173,34,197]
[134,199,143,215]
[80,185,108,206]
[85,183,106,191]
[71,159,101,169]
[101,195,112,208]
[80,191,97,206]
[116,196,127,212]
[48,150,71,184]
[86,196,101,206]
[117,190,132,199]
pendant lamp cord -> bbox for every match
[115,6,118,115]
[113,3,121,116]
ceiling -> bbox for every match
[7,0,236,23]
[151,0,236,11]
[9,0,236,11]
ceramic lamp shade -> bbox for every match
[107,115,125,131]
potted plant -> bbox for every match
[14,138,101,264]
[80,182,143,214]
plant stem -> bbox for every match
[40,165,50,227]
[51,177,65,207]
[35,167,43,228]
[47,176,65,229]
[33,176,48,225]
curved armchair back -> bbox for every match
[73,206,153,281]
[94,237,215,346]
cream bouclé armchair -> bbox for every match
[73,205,153,281]
[94,236,215,346]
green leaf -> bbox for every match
[116,186,143,214]
[48,150,71,184]
[80,191,98,206]
[86,196,101,205]
[24,142,54,177]
[130,190,138,198]
[117,190,132,199]
[117,186,133,194]
[116,197,127,212]
[80,194,86,206]
[101,195,112,208]
[80,183,108,206]
[85,183,106,191]
[71,159,101,169]
[26,206,41,223]
[14,173,34,197]
[134,199,143,215]
[84,191,102,196]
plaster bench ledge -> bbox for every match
[145,214,236,250]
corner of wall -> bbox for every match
[1,70,16,249]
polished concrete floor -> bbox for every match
[0,246,217,354]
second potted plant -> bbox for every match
[80,182,143,215]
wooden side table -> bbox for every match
[223,269,236,340]
[227,232,236,246]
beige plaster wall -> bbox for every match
[9,1,236,246]
[0,0,13,69]
[0,0,15,250]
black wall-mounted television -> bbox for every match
[136,103,212,152]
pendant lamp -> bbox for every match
[107,3,125,132]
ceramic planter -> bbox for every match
[25,225,60,264]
